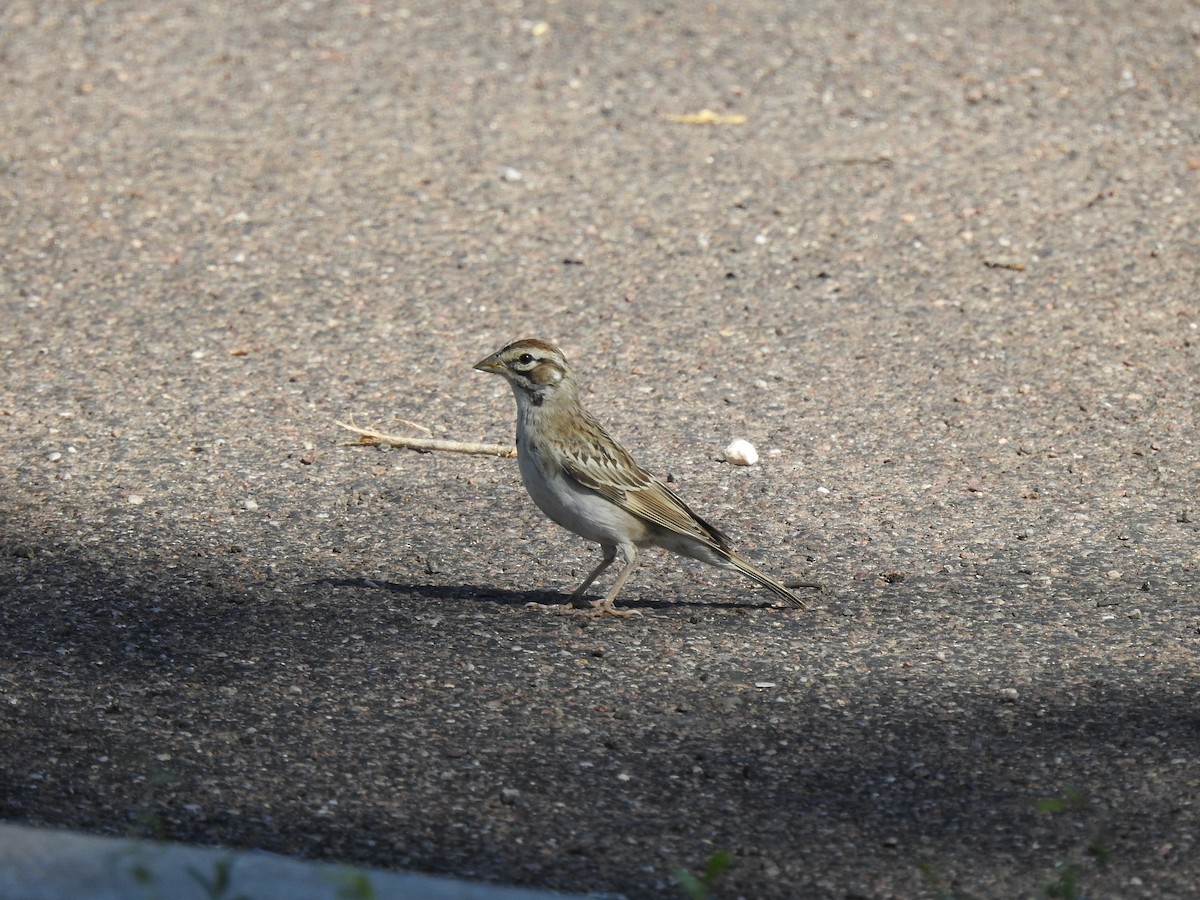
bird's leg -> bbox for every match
[564,544,643,618]
[568,544,617,603]
[526,545,618,613]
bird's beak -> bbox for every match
[473,353,505,375]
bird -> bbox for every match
[474,338,821,617]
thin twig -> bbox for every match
[336,421,516,458]
[392,418,433,436]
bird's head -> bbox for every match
[474,338,574,407]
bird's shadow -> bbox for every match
[313,577,772,612]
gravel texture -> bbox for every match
[2,2,1198,898]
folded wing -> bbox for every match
[559,428,732,554]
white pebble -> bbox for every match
[127,494,145,505]
[242,498,259,511]
[723,439,758,466]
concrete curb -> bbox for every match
[0,823,577,900]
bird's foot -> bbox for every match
[552,598,643,618]
[525,601,581,614]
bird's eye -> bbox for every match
[518,353,534,365]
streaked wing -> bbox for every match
[557,417,731,551]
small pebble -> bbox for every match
[127,494,145,505]
[242,498,259,510]
[724,439,758,466]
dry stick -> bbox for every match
[335,420,516,458]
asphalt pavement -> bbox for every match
[1,2,1197,898]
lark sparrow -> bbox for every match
[474,338,821,617]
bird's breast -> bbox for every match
[516,434,649,546]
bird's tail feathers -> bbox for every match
[729,553,820,609]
